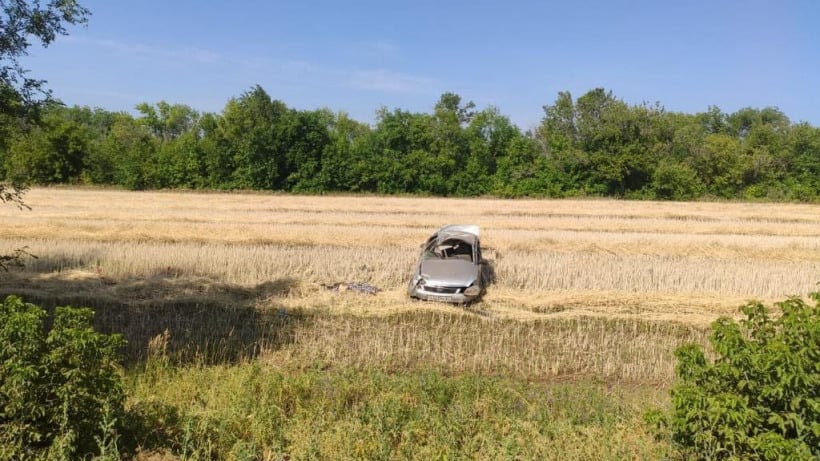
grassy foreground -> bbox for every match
[126,364,670,460]
[114,309,695,459]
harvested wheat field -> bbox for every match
[2,187,819,383]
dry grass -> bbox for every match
[260,310,708,384]
[1,187,818,382]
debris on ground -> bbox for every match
[323,282,380,295]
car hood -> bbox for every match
[419,259,478,287]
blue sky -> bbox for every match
[20,0,820,129]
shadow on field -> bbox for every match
[481,255,497,287]
[0,261,313,365]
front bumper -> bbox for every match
[407,284,480,304]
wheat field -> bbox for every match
[1,187,818,382]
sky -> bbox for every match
[19,0,820,130]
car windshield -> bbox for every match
[421,238,473,262]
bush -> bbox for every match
[661,293,819,460]
[650,161,705,200]
[0,295,126,460]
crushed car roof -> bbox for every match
[435,224,479,243]
[439,224,479,237]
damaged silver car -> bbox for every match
[408,225,485,303]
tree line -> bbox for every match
[1,86,818,201]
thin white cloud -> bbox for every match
[368,40,399,55]
[81,89,144,101]
[343,40,400,59]
[65,36,440,96]
[280,60,323,74]
[186,48,222,65]
[360,40,400,57]
[346,69,437,94]
[67,36,224,65]
[273,59,439,95]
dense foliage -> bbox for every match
[1,86,818,201]
[125,363,667,460]
[653,293,820,460]
[0,296,125,460]
[1,0,89,144]
[2,0,90,269]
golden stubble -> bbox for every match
[1,187,818,381]
[2,188,818,315]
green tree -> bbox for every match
[667,112,706,161]
[691,133,745,198]
[61,105,117,185]
[369,107,436,194]
[132,102,205,188]
[218,85,289,190]
[546,89,667,196]
[419,92,478,195]
[136,101,199,142]
[650,161,704,200]
[537,90,577,156]
[197,111,235,189]
[455,107,520,196]
[696,105,729,135]
[435,91,475,125]
[493,136,563,197]
[0,89,24,168]
[786,123,820,199]
[574,88,622,153]
[728,107,790,140]
[4,106,91,183]
[1,0,90,266]
[658,294,819,460]
[282,108,332,192]
[152,131,206,188]
[102,113,156,190]
[1,0,90,120]
[317,111,371,191]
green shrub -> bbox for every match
[0,295,126,460]
[662,293,819,460]
[650,161,705,200]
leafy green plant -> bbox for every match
[650,161,705,200]
[659,293,819,460]
[0,295,125,460]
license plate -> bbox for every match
[426,294,453,302]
